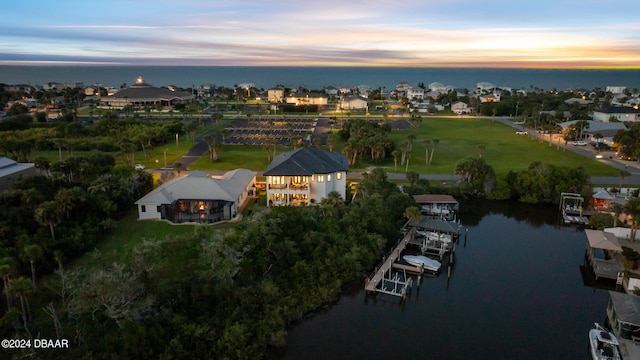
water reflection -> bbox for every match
[269,199,611,360]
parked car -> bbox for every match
[515,131,528,135]
[573,141,587,146]
[134,164,146,170]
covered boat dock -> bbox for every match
[606,291,640,359]
[585,229,624,284]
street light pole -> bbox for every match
[164,149,167,169]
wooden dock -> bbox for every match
[365,232,422,299]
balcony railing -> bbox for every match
[267,183,309,191]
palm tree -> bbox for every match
[34,201,63,242]
[619,169,632,192]
[21,244,42,288]
[6,277,34,336]
[174,162,184,176]
[403,206,422,241]
[624,198,640,241]
[391,150,401,171]
[421,140,431,165]
[478,144,486,158]
[0,258,15,310]
[429,138,440,165]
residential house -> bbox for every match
[451,101,470,115]
[564,97,593,107]
[479,92,501,103]
[285,92,328,106]
[324,86,339,96]
[0,157,37,192]
[267,87,285,103]
[134,169,256,224]
[339,95,368,110]
[557,120,627,146]
[263,147,348,206]
[476,82,496,92]
[197,84,215,98]
[395,82,410,92]
[406,86,425,100]
[592,106,640,122]
[606,86,627,94]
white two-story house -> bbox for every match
[264,147,348,206]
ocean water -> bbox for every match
[1,65,639,92]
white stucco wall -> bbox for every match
[138,203,161,220]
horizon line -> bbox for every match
[1,61,640,70]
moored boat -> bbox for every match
[589,323,621,360]
[402,255,441,272]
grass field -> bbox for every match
[172,117,620,176]
[381,117,619,176]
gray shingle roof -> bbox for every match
[263,147,348,176]
[609,290,640,326]
[135,169,256,205]
[113,84,194,101]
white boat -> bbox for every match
[402,255,441,272]
[416,230,452,243]
[589,323,621,360]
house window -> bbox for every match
[336,172,343,180]
[141,205,146,212]
[327,174,332,182]
[157,206,162,213]
[318,175,324,183]
[271,176,284,185]
[311,175,315,182]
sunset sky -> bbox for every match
[2,0,639,67]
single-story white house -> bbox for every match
[135,169,256,223]
[592,106,640,122]
[286,92,328,106]
[339,95,368,110]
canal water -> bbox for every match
[268,199,613,359]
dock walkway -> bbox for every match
[365,232,422,298]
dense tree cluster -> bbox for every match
[614,123,640,160]
[1,168,413,359]
[453,158,590,204]
[0,153,152,273]
[339,119,393,165]
[0,117,184,162]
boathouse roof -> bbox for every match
[413,194,458,204]
[609,291,640,326]
[409,216,459,234]
[585,229,622,252]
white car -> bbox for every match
[134,164,146,170]
[515,131,527,135]
[573,141,587,146]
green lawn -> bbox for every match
[189,144,293,171]
[380,118,619,176]
[339,117,619,176]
